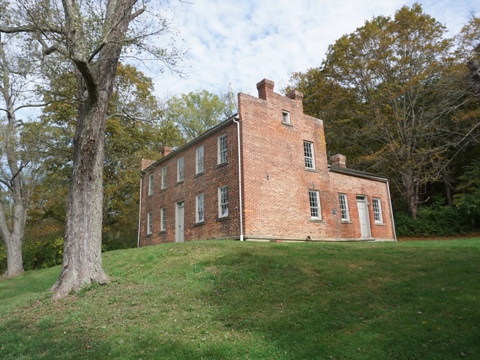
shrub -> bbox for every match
[395,200,478,237]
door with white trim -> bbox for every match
[176,201,185,242]
[356,196,371,238]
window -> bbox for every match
[309,190,321,219]
[196,145,204,174]
[148,174,154,195]
[147,212,153,235]
[218,186,229,218]
[177,156,184,182]
[161,167,167,189]
[338,194,350,221]
[282,111,290,124]
[196,193,205,223]
[160,207,166,231]
[304,141,315,169]
[372,198,383,223]
[218,134,228,164]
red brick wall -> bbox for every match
[139,121,240,246]
[238,79,395,241]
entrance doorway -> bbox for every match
[356,196,371,238]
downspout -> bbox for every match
[137,176,143,248]
[233,116,244,241]
[387,181,397,242]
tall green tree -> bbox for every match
[0,0,183,298]
[290,4,477,219]
[165,89,236,142]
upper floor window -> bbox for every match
[161,166,167,189]
[218,186,229,218]
[196,145,204,174]
[218,134,228,164]
[282,111,290,124]
[196,193,205,223]
[304,141,315,169]
[372,198,383,223]
[177,156,184,182]
[309,190,321,219]
[147,212,153,235]
[338,193,350,221]
[148,174,154,196]
[160,207,166,231]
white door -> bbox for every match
[356,196,371,238]
[176,201,185,242]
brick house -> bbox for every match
[138,79,396,246]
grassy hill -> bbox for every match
[1,239,479,359]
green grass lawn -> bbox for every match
[1,239,479,359]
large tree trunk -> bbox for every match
[402,168,419,219]
[1,233,24,277]
[50,104,109,298]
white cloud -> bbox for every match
[144,0,480,99]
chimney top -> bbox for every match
[286,90,304,101]
[162,146,173,157]
[330,154,347,168]
[256,78,274,100]
[141,158,155,171]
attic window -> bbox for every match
[282,111,290,124]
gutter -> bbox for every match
[387,180,398,242]
[137,176,143,248]
[233,116,244,241]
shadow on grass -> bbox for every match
[197,244,480,359]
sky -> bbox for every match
[143,0,479,99]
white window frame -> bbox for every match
[147,212,153,235]
[196,145,204,174]
[372,198,383,223]
[177,156,184,182]
[282,111,290,124]
[160,207,166,231]
[338,193,350,221]
[218,134,228,164]
[148,174,154,196]
[304,141,315,169]
[308,190,321,219]
[196,193,205,223]
[218,186,229,218]
[161,167,167,190]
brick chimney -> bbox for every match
[162,146,173,157]
[286,90,303,101]
[257,78,274,100]
[330,154,347,168]
[141,158,155,171]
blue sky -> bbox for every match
[144,0,479,99]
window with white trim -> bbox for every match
[160,207,166,231]
[372,198,383,223]
[338,193,350,221]
[147,212,153,235]
[148,174,154,195]
[196,193,205,223]
[177,156,184,182]
[161,167,167,189]
[218,134,228,164]
[309,190,321,219]
[196,145,204,174]
[282,111,290,124]
[218,186,229,218]
[304,141,315,169]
